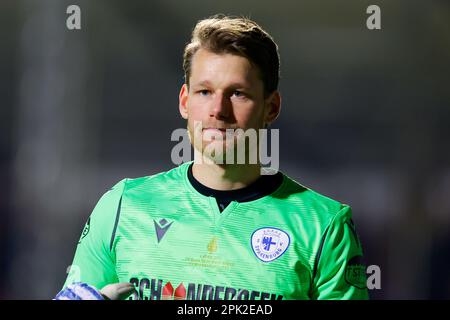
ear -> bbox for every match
[263,91,281,126]
[179,84,189,120]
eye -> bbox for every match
[198,89,210,96]
[232,90,245,98]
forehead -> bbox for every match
[189,48,262,88]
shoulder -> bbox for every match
[95,163,191,238]
[116,162,191,197]
[277,171,352,226]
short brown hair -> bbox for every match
[183,15,280,97]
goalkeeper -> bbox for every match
[57,15,369,300]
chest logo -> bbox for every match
[154,218,174,243]
[251,227,290,262]
[207,237,218,253]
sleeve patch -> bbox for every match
[78,217,91,244]
[345,255,367,289]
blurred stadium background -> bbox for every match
[0,0,449,299]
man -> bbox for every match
[58,15,368,300]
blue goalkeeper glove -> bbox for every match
[54,282,135,300]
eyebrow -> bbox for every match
[194,80,251,90]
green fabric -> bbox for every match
[64,162,368,300]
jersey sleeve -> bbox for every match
[63,179,127,290]
[311,205,369,300]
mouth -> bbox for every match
[203,128,227,131]
[201,128,233,140]
[202,128,227,136]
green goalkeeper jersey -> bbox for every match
[64,161,369,300]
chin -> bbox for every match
[196,140,232,164]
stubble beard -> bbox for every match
[187,120,260,166]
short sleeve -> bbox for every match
[63,179,127,290]
[311,205,369,300]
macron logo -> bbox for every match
[154,218,174,243]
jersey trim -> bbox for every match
[110,195,123,252]
[345,220,361,249]
[312,224,330,282]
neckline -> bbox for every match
[186,162,283,203]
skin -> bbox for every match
[179,48,281,190]
[100,282,136,300]
[61,49,281,300]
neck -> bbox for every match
[192,162,261,190]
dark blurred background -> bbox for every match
[0,0,449,299]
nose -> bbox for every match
[210,92,230,120]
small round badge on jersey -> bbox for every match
[251,227,290,262]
